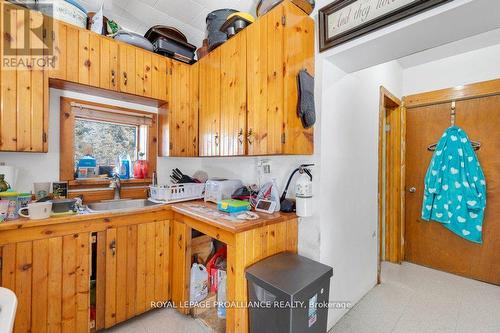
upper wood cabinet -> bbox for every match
[220,31,247,156]
[197,1,314,157]
[199,48,221,157]
[99,37,119,91]
[247,1,314,155]
[159,61,199,157]
[0,4,48,152]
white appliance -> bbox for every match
[0,287,17,333]
[204,179,243,204]
[296,171,313,217]
[0,165,18,191]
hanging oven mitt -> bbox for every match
[297,69,315,129]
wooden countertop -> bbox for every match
[171,201,296,233]
[0,200,296,234]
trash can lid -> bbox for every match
[245,252,333,296]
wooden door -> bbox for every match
[199,48,221,156]
[220,31,247,156]
[103,221,170,328]
[77,29,100,86]
[99,37,119,91]
[282,1,314,154]
[118,44,136,94]
[1,233,91,333]
[0,5,47,152]
[405,95,500,285]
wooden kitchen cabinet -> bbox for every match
[220,31,247,156]
[1,233,92,333]
[118,43,136,95]
[246,1,314,155]
[99,37,119,91]
[161,61,199,157]
[199,48,221,156]
[0,4,48,152]
[102,220,170,329]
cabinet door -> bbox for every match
[118,44,136,94]
[65,25,79,83]
[142,51,152,97]
[47,20,67,80]
[99,37,119,91]
[104,221,170,328]
[282,1,314,154]
[220,31,247,156]
[151,54,168,101]
[170,61,193,156]
[199,48,221,156]
[135,49,144,96]
[0,5,47,152]
[171,220,191,315]
[1,233,91,333]
[246,15,270,155]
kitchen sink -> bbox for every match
[86,199,162,212]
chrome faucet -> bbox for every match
[110,174,121,200]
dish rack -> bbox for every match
[149,183,205,203]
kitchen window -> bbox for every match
[60,97,157,183]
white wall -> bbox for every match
[403,43,500,95]
[0,88,156,193]
[318,59,403,327]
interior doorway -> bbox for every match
[378,86,404,282]
[403,79,500,285]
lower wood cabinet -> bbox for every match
[100,220,170,329]
[0,218,171,333]
[1,233,92,333]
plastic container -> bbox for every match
[0,192,20,220]
[190,263,209,304]
[118,155,131,180]
[149,183,205,203]
[37,0,88,28]
[217,199,250,213]
[217,270,227,319]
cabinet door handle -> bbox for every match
[109,239,116,256]
[247,128,254,144]
[111,70,115,86]
[123,72,128,86]
[214,132,219,147]
[238,129,244,144]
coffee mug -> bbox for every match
[18,202,52,220]
[0,200,9,221]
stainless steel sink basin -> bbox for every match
[87,199,162,212]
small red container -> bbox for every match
[133,160,149,179]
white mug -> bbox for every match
[18,202,52,220]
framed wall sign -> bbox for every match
[319,0,452,52]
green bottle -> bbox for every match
[0,174,10,192]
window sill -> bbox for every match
[69,178,152,187]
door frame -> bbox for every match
[378,86,404,282]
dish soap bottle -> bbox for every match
[118,155,131,179]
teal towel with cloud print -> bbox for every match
[421,126,486,243]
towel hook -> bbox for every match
[451,101,456,126]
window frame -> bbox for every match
[60,97,157,185]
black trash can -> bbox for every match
[246,252,333,333]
